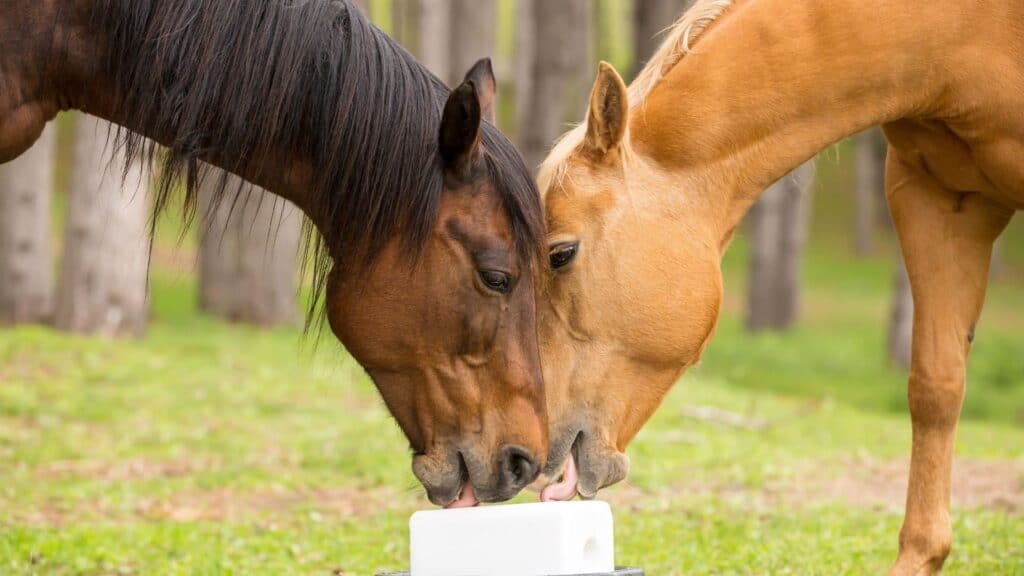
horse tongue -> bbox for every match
[444,479,478,509]
[540,454,578,502]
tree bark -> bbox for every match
[888,255,914,370]
[391,0,421,50]
[55,116,150,338]
[513,0,536,143]
[990,238,1002,280]
[746,161,814,331]
[633,0,691,73]
[448,0,497,87]
[518,0,590,172]
[853,128,885,256]
[197,171,235,318]
[0,125,55,325]
[407,0,452,82]
[198,169,302,327]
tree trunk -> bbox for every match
[746,161,814,332]
[55,116,150,338]
[391,0,421,49]
[519,0,590,172]
[197,172,235,318]
[853,128,885,256]
[571,0,595,112]
[990,238,1002,280]
[513,0,536,143]
[633,0,691,73]
[888,256,914,370]
[0,125,55,325]
[448,0,497,87]
[198,169,302,327]
[408,0,452,81]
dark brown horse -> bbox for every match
[0,0,546,507]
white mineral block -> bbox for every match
[409,501,614,576]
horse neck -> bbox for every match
[630,0,959,246]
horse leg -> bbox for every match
[884,148,1011,576]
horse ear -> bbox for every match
[463,58,497,124]
[439,81,483,176]
[584,62,629,157]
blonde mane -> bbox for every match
[538,0,734,191]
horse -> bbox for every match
[535,0,1023,572]
[0,0,548,508]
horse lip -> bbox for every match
[569,432,583,471]
[422,451,470,507]
[542,429,581,478]
[452,452,470,500]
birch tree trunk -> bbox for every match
[197,173,235,318]
[746,161,814,331]
[888,256,914,370]
[990,239,1002,280]
[633,0,691,72]
[55,116,150,338]
[415,0,452,81]
[853,129,885,256]
[519,0,590,171]
[448,0,497,87]
[391,0,421,49]
[198,170,302,327]
[0,125,55,325]
[513,0,536,142]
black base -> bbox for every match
[376,565,643,569]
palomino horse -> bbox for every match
[0,0,547,507]
[536,0,1022,572]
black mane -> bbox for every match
[93,0,543,323]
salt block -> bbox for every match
[409,501,615,576]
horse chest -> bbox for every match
[885,119,1024,210]
[966,135,1024,209]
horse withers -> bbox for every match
[0,0,547,507]
[535,0,1024,573]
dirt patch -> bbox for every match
[601,457,1024,515]
[10,484,417,527]
[795,456,1024,514]
[136,486,415,522]
[0,354,64,384]
[35,456,219,481]
[12,457,1021,528]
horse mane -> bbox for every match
[92,0,543,326]
[538,0,734,191]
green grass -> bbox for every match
[9,95,1024,576]
[2,222,1023,574]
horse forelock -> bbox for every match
[538,0,735,192]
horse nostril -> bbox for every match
[500,445,539,490]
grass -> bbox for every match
[7,36,1024,575]
[2,186,1024,574]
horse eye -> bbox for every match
[478,270,512,294]
[549,242,579,270]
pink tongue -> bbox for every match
[444,479,479,509]
[540,453,578,502]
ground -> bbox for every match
[2,124,1024,573]
[3,217,1023,574]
